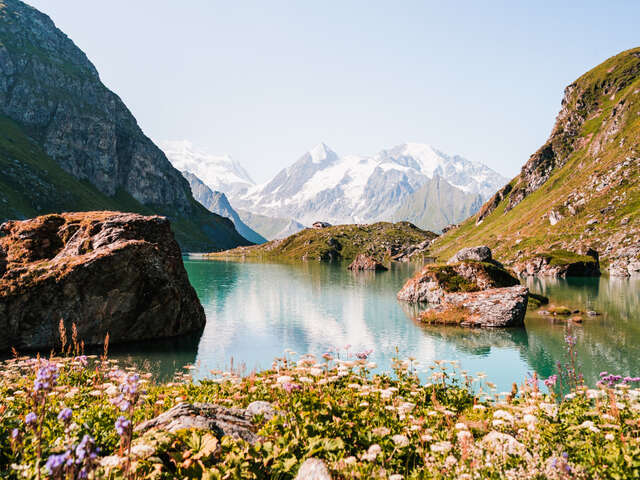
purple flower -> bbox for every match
[10,428,20,440]
[356,349,374,360]
[75,355,88,367]
[45,451,70,474]
[115,416,131,436]
[282,382,301,393]
[544,374,558,389]
[25,412,37,425]
[58,407,73,423]
[75,435,95,462]
[599,371,608,378]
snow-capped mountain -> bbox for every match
[232,142,507,227]
[159,140,255,197]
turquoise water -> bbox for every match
[111,259,640,392]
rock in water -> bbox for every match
[420,286,529,328]
[447,245,492,264]
[0,211,205,351]
[398,246,527,327]
[347,254,388,271]
[294,458,332,480]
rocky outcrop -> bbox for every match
[609,245,640,277]
[135,401,275,444]
[397,260,519,304]
[0,211,205,351]
[447,245,492,264]
[347,254,388,271]
[419,286,528,328]
[392,239,432,262]
[399,247,527,327]
[512,249,600,277]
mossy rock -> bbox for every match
[528,293,549,309]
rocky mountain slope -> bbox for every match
[209,222,438,263]
[232,143,506,228]
[392,175,484,232]
[0,0,249,252]
[234,209,306,240]
[431,47,640,275]
[181,171,266,244]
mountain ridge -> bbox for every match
[431,47,640,275]
[0,0,249,251]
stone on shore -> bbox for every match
[513,249,600,277]
[347,254,388,271]
[0,211,205,351]
[447,245,493,264]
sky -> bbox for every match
[27,0,640,183]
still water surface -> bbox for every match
[110,259,640,392]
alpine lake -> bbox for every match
[107,257,640,392]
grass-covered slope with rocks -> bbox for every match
[430,48,640,273]
[2,346,640,479]
[208,222,438,263]
[0,1,249,252]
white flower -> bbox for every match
[392,434,409,447]
[359,401,369,408]
[473,404,486,411]
[430,441,452,454]
[605,433,615,441]
[389,475,403,480]
[492,420,505,427]
[444,455,458,468]
[344,456,356,464]
[276,375,293,384]
[309,368,323,377]
[579,420,601,433]
[454,422,468,431]
[457,430,473,443]
[493,410,514,423]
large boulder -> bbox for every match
[512,249,600,277]
[347,254,388,271]
[397,261,519,304]
[134,401,274,444]
[0,211,205,351]
[419,286,529,328]
[447,245,492,264]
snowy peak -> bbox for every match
[159,140,255,197]
[234,142,508,228]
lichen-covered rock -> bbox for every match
[134,401,275,444]
[513,249,600,277]
[0,211,205,351]
[294,458,332,480]
[392,239,432,262]
[447,245,492,264]
[347,254,388,271]
[397,261,519,304]
[419,286,528,328]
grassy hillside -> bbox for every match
[431,48,640,268]
[208,221,437,263]
[0,116,247,252]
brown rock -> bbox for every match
[419,286,529,328]
[0,211,205,351]
[347,254,388,271]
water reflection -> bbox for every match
[106,260,639,392]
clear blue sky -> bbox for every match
[28,0,640,182]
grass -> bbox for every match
[535,250,598,267]
[1,340,640,479]
[0,116,247,252]
[429,47,640,266]
[527,293,549,310]
[419,306,470,325]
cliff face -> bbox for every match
[433,48,640,274]
[0,0,249,251]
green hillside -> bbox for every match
[431,47,640,271]
[0,116,245,251]
[208,222,438,263]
